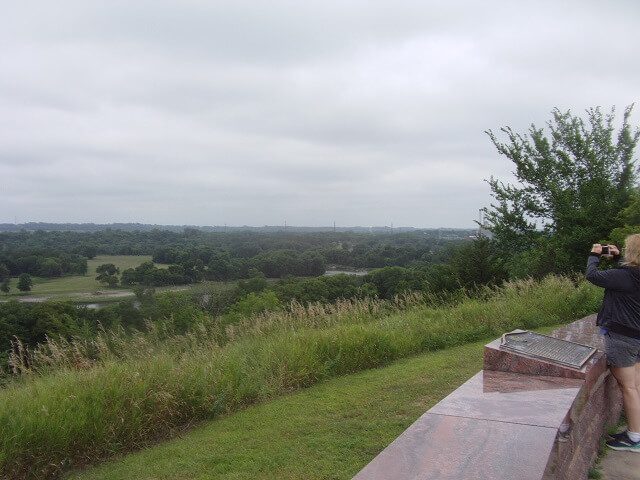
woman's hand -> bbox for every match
[591,243,619,258]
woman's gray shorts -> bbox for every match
[603,331,640,368]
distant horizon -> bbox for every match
[0,221,478,231]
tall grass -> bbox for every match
[0,276,602,479]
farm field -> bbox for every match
[0,255,167,302]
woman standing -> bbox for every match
[586,234,640,452]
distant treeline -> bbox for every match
[0,229,476,282]
[0,250,87,278]
[0,222,473,234]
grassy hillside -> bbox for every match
[64,339,490,480]
[0,276,603,479]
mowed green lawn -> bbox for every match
[64,339,488,480]
[1,256,154,299]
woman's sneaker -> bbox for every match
[607,429,628,441]
[606,432,640,452]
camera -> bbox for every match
[601,246,610,255]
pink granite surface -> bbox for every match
[353,369,582,480]
[352,413,558,480]
[549,314,603,350]
[352,316,622,480]
[428,370,582,428]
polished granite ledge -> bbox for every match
[428,370,582,428]
[352,413,558,480]
[352,316,618,480]
[548,314,602,349]
[352,370,581,480]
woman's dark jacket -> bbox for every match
[586,253,640,339]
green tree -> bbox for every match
[607,189,640,247]
[120,268,137,286]
[207,250,236,280]
[80,244,97,259]
[39,258,62,277]
[100,275,119,287]
[224,290,282,323]
[0,263,9,282]
[17,273,33,292]
[365,266,427,299]
[0,278,9,293]
[448,236,507,289]
[96,263,120,287]
[617,189,640,226]
[235,269,268,296]
[95,263,119,277]
[484,105,639,276]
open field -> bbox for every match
[1,256,153,296]
[0,256,171,302]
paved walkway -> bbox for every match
[597,426,640,480]
[598,447,640,480]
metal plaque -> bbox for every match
[500,330,597,369]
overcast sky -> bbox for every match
[1,1,639,228]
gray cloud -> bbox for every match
[1,0,639,227]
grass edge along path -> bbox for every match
[64,338,492,480]
[0,277,603,479]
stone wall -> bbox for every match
[352,315,622,480]
[539,316,623,479]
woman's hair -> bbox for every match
[623,233,640,267]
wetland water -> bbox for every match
[323,269,368,276]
